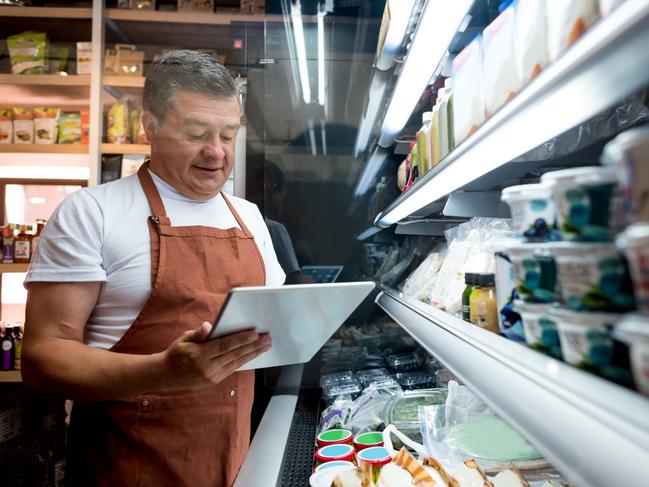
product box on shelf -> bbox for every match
[76,42,92,75]
[0,109,13,144]
[240,0,265,14]
[178,0,214,11]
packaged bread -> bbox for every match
[452,36,484,145]
[516,0,549,84]
[13,108,34,144]
[547,0,599,62]
[34,106,60,145]
[0,109,13,144]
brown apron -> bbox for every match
[65,162,266,487]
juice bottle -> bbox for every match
[417,112,432,176]
[1,225,14,264]
[475,274,499,333]
[462,273,475,322]
[14,224,32,264]
[469,276,483,325]
[1,323,14,370]
[12,324,23,370]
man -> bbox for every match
[22,50,285,486]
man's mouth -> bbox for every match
[194,165,224,173]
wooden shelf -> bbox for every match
[0,263,29,273]
[0,144,88,154]
[102,143,150,155]
[0,6,91,19]
[0,74,90,87]
[0,370,22,383]
[106,8,278,25]
[104,76,145,88]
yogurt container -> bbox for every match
[309,463,356,487]
[353,431,384,451]
[314,460,355,473]
[316,429,353,448]
[613,314,649,396]
[314,444,355,468]
[501,183,557,242]
[494,245,524,341]
[616,223,649,314]
[549,242,636,312]
[355,447,392,485]
[552,308,632,385]
[513,300,562,359]
[601,125,649,223]
[506,243,558,303]
[541,166,622,241]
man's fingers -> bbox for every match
[219,339,272,375]
[179,322,212,343]
[205,330,262,357]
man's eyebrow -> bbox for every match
[182,118,210,127]
[224,123,241,130]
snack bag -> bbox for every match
[13,108,34,144]
[80,109,90,145]
[34,106,60,145]
[107,100,130,144]
[129,108,147,144]
[48,45,69,73]
[58,112,82,144]
[7,32,48,74]
[0,109,13,144]
[547,0,599,61]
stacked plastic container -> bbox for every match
[498,126,649,395]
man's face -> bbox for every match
[144,90,241,201]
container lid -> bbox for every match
[513,300,554,314]
[422,112,433,123]
[574,166,618,186]
[477,273,495,287]
[501,183,552,201]
[613,314,649,344]
[309,465,357,487]
[465,273,475,285]
[317,429,352,443]
[550,307,622,327]
[356,446,392,466]
[314,460,355,473]
[601,125,649,166]
[545,241,617,257]
[617,223,649,248]
[540,167,602,184]
[503,241,552,254]
[354,431,384,446]
[315,444,355,461]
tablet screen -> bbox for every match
[300,265,343,283]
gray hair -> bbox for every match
[143,50,238,122]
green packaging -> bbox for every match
[7,32,48,74]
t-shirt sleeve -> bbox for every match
[265,220,301,276]
[249,207,285,287]
[25,189,107,286]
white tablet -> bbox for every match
[207,281,375,370]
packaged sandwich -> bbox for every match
[58,112,82,144]
[0,109,13,144]
[7,32,48,74]
[13,108,34,144]
[34,106,60,144]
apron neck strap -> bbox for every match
[220,193,254,238]
[138,161,168,219]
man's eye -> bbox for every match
[188,132,206,140]
[221,136,233,143]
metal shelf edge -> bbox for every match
[376,289,649,487]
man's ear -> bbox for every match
[141,111,158,142]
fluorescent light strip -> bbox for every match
[321,121,327,156]
[353,147,389,197]
[376,0,649,226]
[379,0,473,146]
[376,0,416,70]
[291,1,311,104]
[281,0,302,106]
[308,119,317,156]
[317,7,326,106]
[353,70,390,157]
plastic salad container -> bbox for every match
[551,307,631,382]
[384,389,447,443]
[356,446,392,484]
[541,166,622,241]
[601,125,649,223]
[501,183,557,242]
[494,244,524,341]
[506,243,557,303]
[395,371,436,391]
[353,431,384,451]
[316,429,353,448]
[314,444,355,468]
[513,300,562,359]
[616,223,649,314]
[613,314,649,396]
[549,242,636,312]
[386,352,421,373]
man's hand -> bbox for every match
[161,323,272,390]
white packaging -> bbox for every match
[34,107,60,145]
[483,3,522,116]
[13,119,34,144]
[516,0,549,83]
[600,0,626,16]
[613,314,649,396]
[76,42,92,75]
[514,300,562,358]
[617,223,649,314]
[546,0,599,62]
[452,36,485,145]
[437,87,452,160]
[501,183,556,241]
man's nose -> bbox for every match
[201,137,226,160]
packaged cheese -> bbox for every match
[452,36,484,145]
[12,108,34,144]
[0,109,13,144]
[546,0,599,62]
[516,0,549,84]
[34,106,60,145]
[483,2,522,117]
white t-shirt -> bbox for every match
[25,170,285,350]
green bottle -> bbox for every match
[462,273,474,322]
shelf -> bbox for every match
[377,289,649,487]
[106,8,278,25]
[0,74,91,87]
[103,76,145,88]
[375,1,649,226]
[0,370,22,383]
[0,6,91,19]
[0,145,88,154]
[0,263,29,273]
[102,143,150,155]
